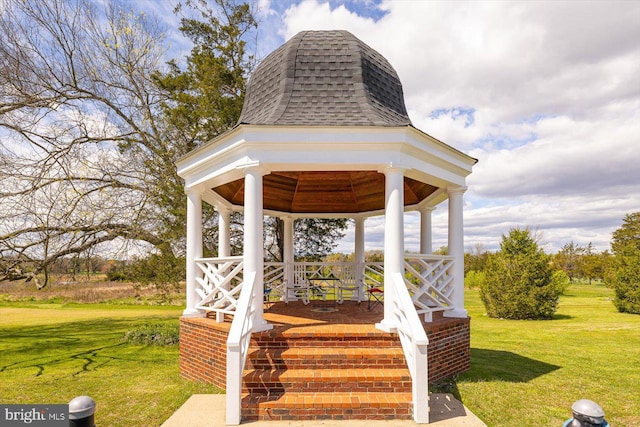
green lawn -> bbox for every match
[1,285,638,426]
[451,284,640,426]
[0,302,220,426]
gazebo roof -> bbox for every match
[238,30,412,127]
[177,31,476,216]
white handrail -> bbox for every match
[225,270,257,425]
[389,271,429,424]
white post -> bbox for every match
[283,216,294,300]
[218,206,231,257]
[420,206,434,255]
[444,186,468,318]
[216,206,231,323]
[377,167,405,332]
[244,167,272,332]
[184,188,204,317]
[354,216,366,301]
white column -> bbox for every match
[218,206,231,257]
[215,206,232,323]
[283,216,294,299]
[184,188,204,317]
[420,206,435,255]
[378,167,405,332]
[444,186,468,318]
[354,217,366,301]
[244,167,272,332]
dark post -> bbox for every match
[69,396,96,427]
[563,399,609,427]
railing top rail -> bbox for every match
[404,254,454,261]
[292,261,355,266]
[198,255,451,263]
[196,256,244,263]
[391,272,429,346]
[227,271,256,349]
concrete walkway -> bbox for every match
[161,394,486,427]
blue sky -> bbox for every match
[146,0,640,254]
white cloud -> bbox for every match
[277,0,640,253]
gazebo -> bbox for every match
[176,30,476,425]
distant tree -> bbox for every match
[580,242,604,285]
[611,212,640,253]
[365,251,384,263]
[606,212,640,314]
[464,243,490,274]
[554,242,584,282]
[294,219,348,261]
[480,227,561,319]
[434,246,449,255]
[464,270,486,289]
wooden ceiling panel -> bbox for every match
[212,171,439,214]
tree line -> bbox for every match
[465,212,640,317]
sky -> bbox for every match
[154,0,640,254]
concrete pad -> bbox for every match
[161,394,486,427]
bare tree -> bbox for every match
[0,0,177,287]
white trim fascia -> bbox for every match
[183,146,467,189]
[202,188,233,210]
[177,125,475,175]
[177,125,476,199]
[409,188,449,211]
[406,125,478,167]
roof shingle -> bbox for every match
[238,30,412,127]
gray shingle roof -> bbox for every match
[238,30,412,127]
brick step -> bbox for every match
[250,324,402,349]
[251,335,402,349]
[241,391,414,421]
[242,368,412,394]
[246,346,407,370]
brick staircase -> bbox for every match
[241,322,414,421]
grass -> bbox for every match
[0,302,220,426]
[1,283,638,426]
[446,283,640,426]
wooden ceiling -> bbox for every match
[212,171,438,214]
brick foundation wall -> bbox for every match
[179,313,470,388]
[425,313,471,382]
[179,317,229,389]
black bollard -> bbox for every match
[69,396,96,427]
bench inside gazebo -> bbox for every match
[176,30,476,425]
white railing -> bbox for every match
[226,271,257,425]
[389,271,429,424]
[192,255,456,323]
[287,262,360,303]
[404,255,455,321]
[195,256,244,318]
[291,262,355,284]
[363,261,384,286]
[264,262,286,301]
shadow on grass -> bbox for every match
[552,314,573,320]
[0,316,176,377]
[431,347,562,402]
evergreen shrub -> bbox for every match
[480,228,561,319]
